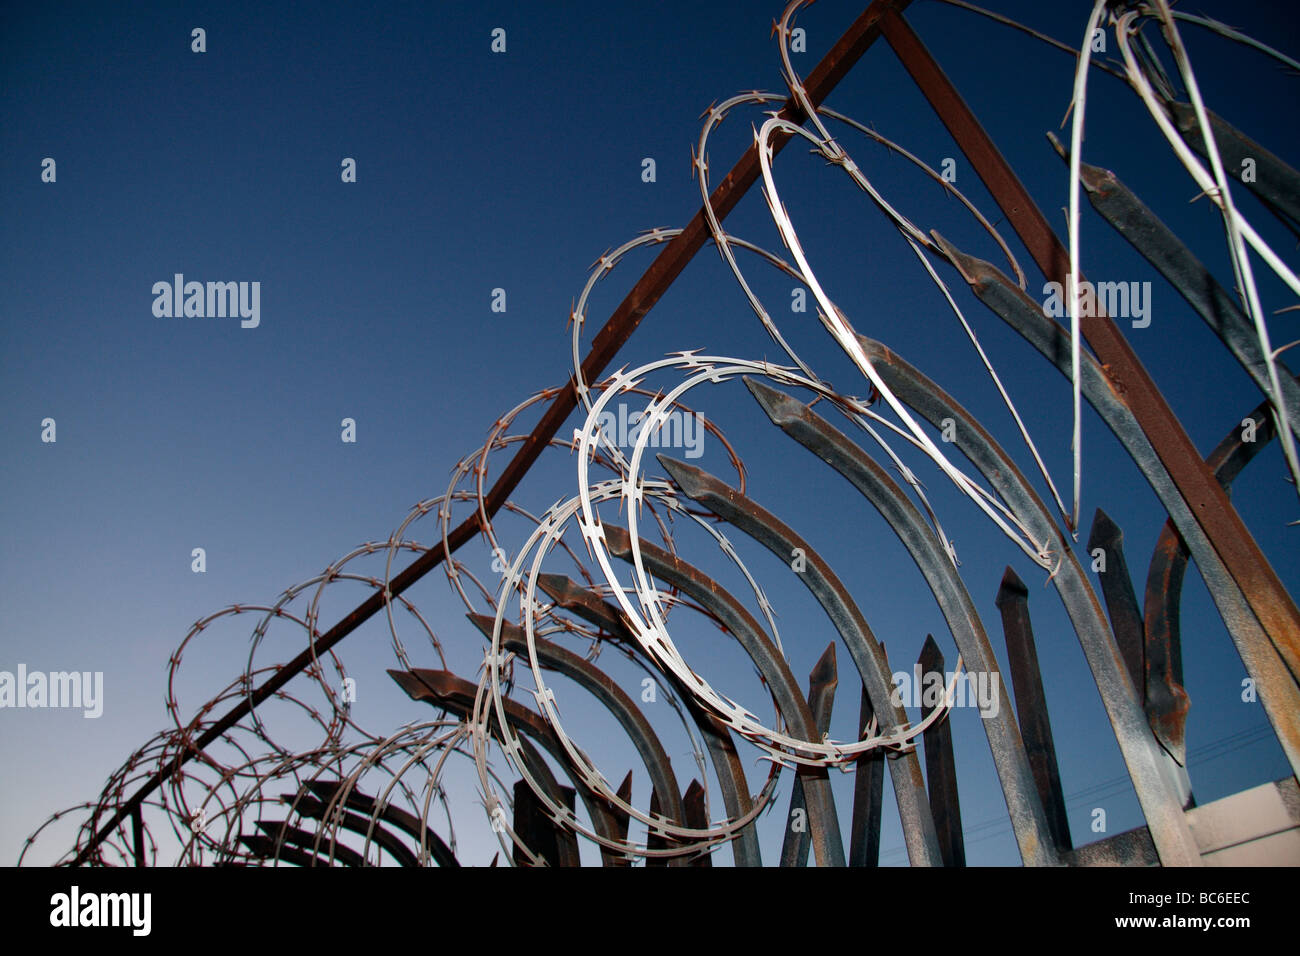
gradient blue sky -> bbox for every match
[3,0,1298,866]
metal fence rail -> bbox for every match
[26,0,1300,868]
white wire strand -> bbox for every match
[1116,6,1300,503]
[1064,0,1110,537]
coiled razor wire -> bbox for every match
[24,0,1299,866]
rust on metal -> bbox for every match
[879,4,1300,690]
[917,636,965,867]
[473,613,687,832]
[654,448,944,866]
[602,523,848,868]
[781,643,838,867]
[849,684,885,867]
[46,0,1300,873]
[535,573,763,866]
[1087,509,1146,697]
[683,780,712,867]
[513,781,580,868]
[1143,388,1292,771]
[390,668,619,865]
[67,0,912,868]
[278,794,420,868]
[302,779,460,868]
[995,568,1073,853]
[737,383,1058,865]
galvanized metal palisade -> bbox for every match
[36,0,1300,868]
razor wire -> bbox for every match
[23,0,1300,867]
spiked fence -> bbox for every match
[25,0,1300,867]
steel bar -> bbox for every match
[609,770,635,867]
[389,668,618,865]
[1144,387,1300,777]
[536,573,762,866]
[683,780,712,867]
[239,834,334,870]
[1143,529,1193,767]
[507,739,582,868]
[303,779,459,868]
[930,237,1300,792]
[781,643,838,867]
[880,6,1300,697]
[67,0,912,867]
[1168,101,1300,228]
[507,735,586,865]
[1088,507,1195,814]
[1088,509,1148,696]
[602,524,848,867]
[651,452,944,866]
[849,684,885,867]
[1071,157,1300,440]
[995,569,1072,853]
[255,820,369,868]
[737,382,1059,865]
[918,635,965,866]
[856,329,1201,864]
[512,780,579,868]
[279,794,421,868]
[645,788,669,867]
[470,613,687,836]
[130,805,145,868]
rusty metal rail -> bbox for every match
[37,0,1299,869]
[878,5,1300,687]
[63,0,913,869]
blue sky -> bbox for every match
[3,0,1298,866]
